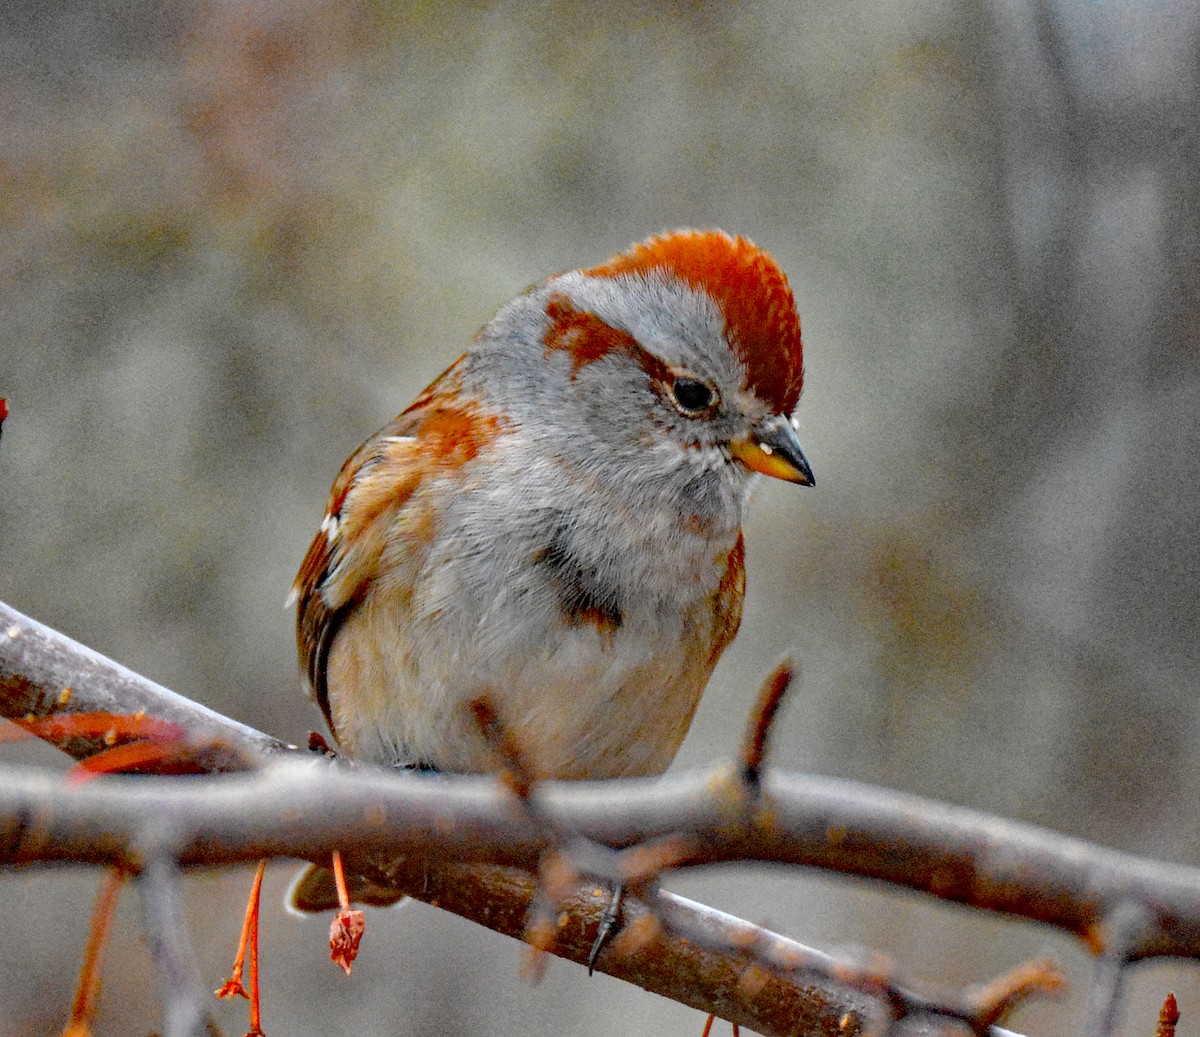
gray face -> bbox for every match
[465,268,771,523]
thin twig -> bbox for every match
[468,695,539,797]
[617,833,701,895]
[138,840,219,1037]
[60,869,124,1037]
[1082,901,1153,1037]
[215,858,266,1036]
[1156,992,1179,1037]
[965,958,1067,1032]
[245,875,263,1037]
[738,659,794,790]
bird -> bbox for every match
[287,229,814,914]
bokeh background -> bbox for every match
[1,2,1198,1035]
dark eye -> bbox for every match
[670,377,718,416]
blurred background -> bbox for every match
[1,1,1197,1035]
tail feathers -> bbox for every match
[286,864,410,914]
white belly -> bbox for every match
[326,575,718,779]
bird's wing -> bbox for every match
[292,355,502,737]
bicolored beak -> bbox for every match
[730,416,815,485]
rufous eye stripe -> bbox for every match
[584,230,804,414]
[543,293,672,386]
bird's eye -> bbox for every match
[670,377,719,417]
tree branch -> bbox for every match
[13,597,1187,1034]
[0,601,287,770]
[4,746,1199,965]
[0,600,881,1036]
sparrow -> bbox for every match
[288,229,813,912]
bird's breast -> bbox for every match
[326,438,746,778]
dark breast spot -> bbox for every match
[535,529,624,635]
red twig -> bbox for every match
[1156,992,1179,1037]
[738,660,794,789]
[215,858,267,1037]
[329,850,366,975]
[966,957,1067,1032]
[60,869,123,1037]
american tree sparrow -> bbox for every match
[289,229,813,911]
